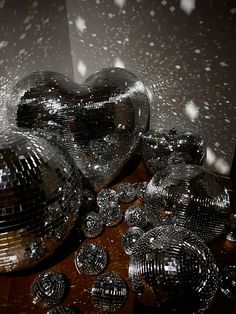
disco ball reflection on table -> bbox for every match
[144,164,231,243]
[129,225,219,313]
[141,128,205,175]
[0,128,83,272]
[7,67,150,191]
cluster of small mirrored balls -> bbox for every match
[31,181,148,312]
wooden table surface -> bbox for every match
[0,159,236,314]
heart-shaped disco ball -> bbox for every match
[144,164,231,243]
[141,128,205,175]
[7,67,150,191]
[0,128,83,272]
[129,225,219,313]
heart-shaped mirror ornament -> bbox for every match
[7,67,150,191]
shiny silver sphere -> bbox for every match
[0,128,83,272]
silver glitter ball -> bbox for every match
[141,129,205,175]
[47,305,76,314]
[220,265,236,302]
[124,205,148,228]
[122,227,144,255]
[91,272,128,312]
[129,225,219,313]
[96,188,118,209]
[99,204,123,227]
[81,211,104,238]
[8,68,150,191]
[116,182,136,203]
[0,128,83,272]
[145,164,231,243]
[31,271,65,309]
[74,243,107,276]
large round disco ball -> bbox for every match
[141,129,205,175]
[129,225,219,313]
[0,128,83,272]
[144,164,231,243]
[7,67,150,191]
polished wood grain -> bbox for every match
[0,160,235,314]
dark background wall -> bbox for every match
[0,0,73,128]
[0,0,235,175]
[67,0,236,175]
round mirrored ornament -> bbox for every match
[141,129,205,175]
[125,205,148,228]
[129,225,219,313]
[122,227,144,255]
[31,271,65,309]
[96,188,118,209]
[144,164,231,243]
[220,265,236,302]
[47,305,76,314]
[81,211,104,238]
[99,204,123,227]
[91,272,128,312]
[8,67,150,191]
[0,128,83,272]
[74,243,107,276]
[116,182,136,203]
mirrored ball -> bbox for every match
[91,272,128,312]
[129,225,219,313]
[31,271,65,309]
[74,243,107,276]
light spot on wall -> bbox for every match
[206,147,216,166]
[114,58,125,68]
[180,0,196,15]
[0,40,8,49]
[184,100,199,122]
[75,16,86,33]
[0,0,5,9]
[77,60,87,77]
[114,0,126,9]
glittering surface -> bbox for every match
[0,128,82,272]
[99,204,123,227]
[74,243,107,276]
[145,164,231,242]
[135,181,148,200]
[116,182,136,203]
[141,128,205,175]
[96,188,118,208]
[31,271,65,309]
[122,226,144,255]
[91,272,128,312]
[125,205,148,228]
[129,225,219,312]
[220,265,236,302]
[81,211,103,239]
[7,67,150,191]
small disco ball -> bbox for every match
[91,272,128,312]
[96,188,118,208]
[99,204,123,227]
[116,182,136,203]
[0,128,83,272]
[145,164,231,243]
[31,271,65,309]
[129,225,219,313]
[141,129,205,175]
[81,211,104,238]
[122,227,144,255]
[220,265,236,301]
[125,205,148,229]
[74,243,107,276]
